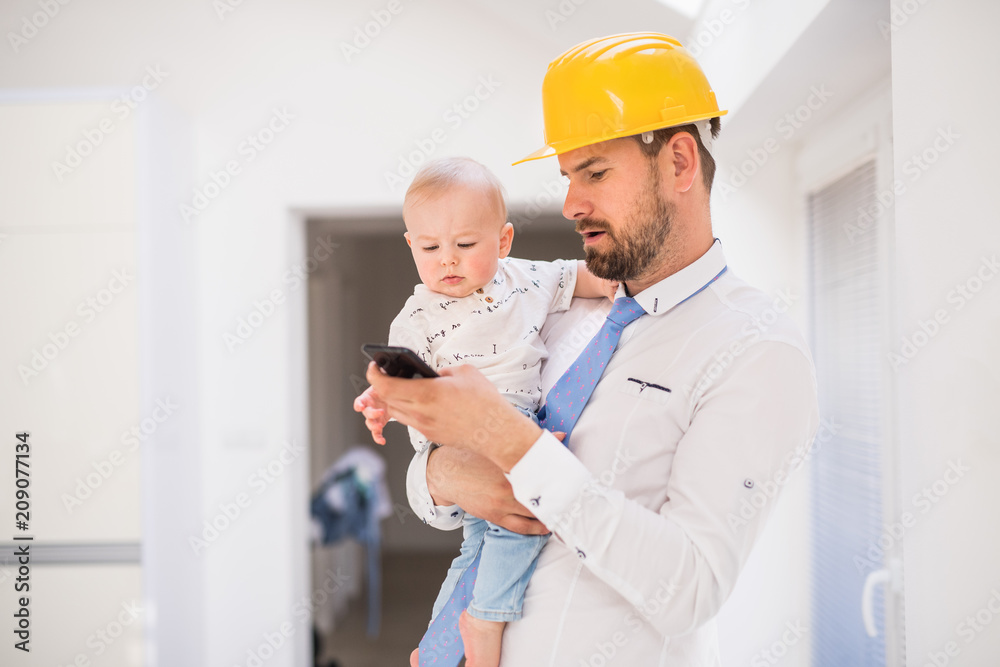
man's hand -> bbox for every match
[364,361,542,471]
[427,446,549,535]
[353,386,389,445]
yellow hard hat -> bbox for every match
[513,32,727,165]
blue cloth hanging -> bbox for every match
[310,447,392,637]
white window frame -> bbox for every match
[795,78,904,667]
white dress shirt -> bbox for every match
[405,240,819,666]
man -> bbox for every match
[366,33,819,666]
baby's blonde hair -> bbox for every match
[403,157,508,226]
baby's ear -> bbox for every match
[498,222,514,258]
[403,231,412,248]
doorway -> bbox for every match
[303,211,580,665]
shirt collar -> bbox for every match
[624,238,728,316]
[472,259,508,305]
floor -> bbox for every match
[319,551,457,667]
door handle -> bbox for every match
[861,557,902,637]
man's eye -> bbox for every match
[422,245,439,252]
[590,170,607,181]
[458,243,477,248]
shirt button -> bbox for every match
[576,548,586,560]
[530,496,540,507]
[451,511,460,517]
[744,479,755,489]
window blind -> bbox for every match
[808,159,887,666]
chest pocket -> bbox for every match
[619,376,673,405]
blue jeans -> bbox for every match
[430,516,548,622]
[429,405,548,623]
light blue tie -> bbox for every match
[538,296,646,445]
[417,550,481,665]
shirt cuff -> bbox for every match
[405,444,464,530]
[507,430,593,538]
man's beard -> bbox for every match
[578,168,674,282]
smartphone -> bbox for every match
[361,344,439,379]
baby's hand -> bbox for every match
[353,386,390,445]
[603,280,620,301]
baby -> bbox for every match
[354,156,613,666]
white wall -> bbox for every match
[889,0,1000,664]
[0,94,148,667]
[692,0,831,117]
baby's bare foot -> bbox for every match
[458,610,505,667]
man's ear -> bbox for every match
[404,231,412,248]
[665,131,700,194]
[498,222,514,259]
